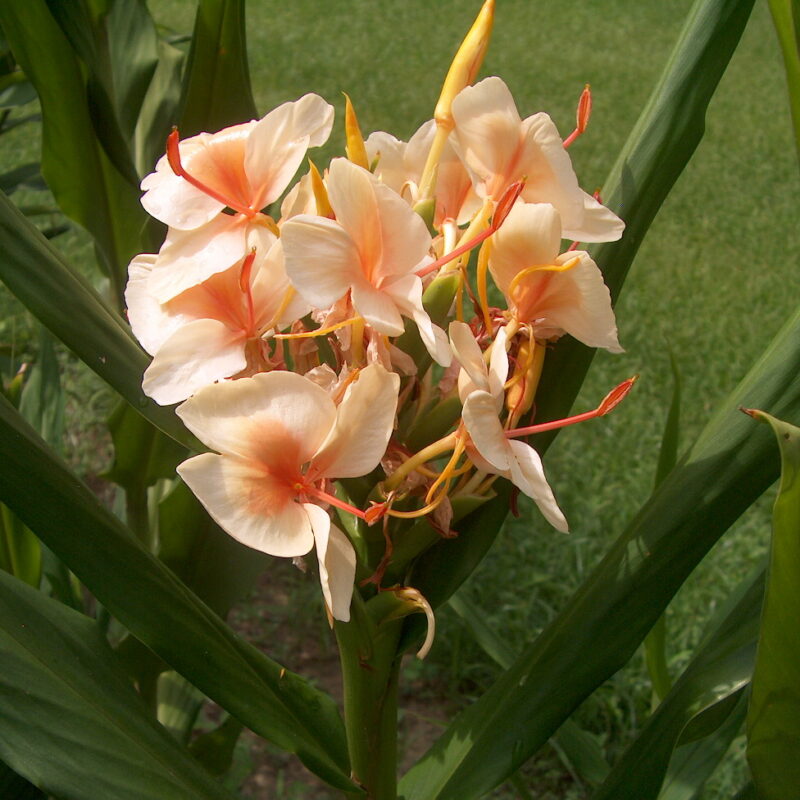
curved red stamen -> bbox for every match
[166,129,258,219]
[239,249,257,336]
[505,376,638,438]
[301,483,368,520]
[416,180,526,278]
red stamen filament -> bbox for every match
[505,376,638,439]
[298,482,368,520]
[239,249,257,335]
[415,180,525,278]
[167,129,259,219]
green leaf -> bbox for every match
[448,591,610,789]
[105,400,187,491]
[0,758,46,799]
[19,327,64,451]
[189,716,245,777]
[0,163,44,194]
[645,351,682,702]
[0,569,238,800]
[158,480,269,618]
[0,191,193,448]
[0,0,146,301]
[657,691,748,800]
[745,411,800,799]
[157,671,204,744]
[0,395,355,792]
[399,293,800,799]
[178,0,258,137]
[768,0,800,162]
[592,568,763,800]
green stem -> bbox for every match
[336,596,404,799]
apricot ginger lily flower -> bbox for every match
[490,202,622,353]
[281,158,451,366]
[126,242,309,404]
[450,76,624,243]
[141,94,334,301]
[176,365,400,621]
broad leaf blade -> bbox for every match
[0,396,354,792]
[178,0,258,137]
[0,569,237,800]
[0,191,192,448]
[768,0,800,162]
[745,411,800,799]
[0,0,146,301]
[399,291,800,800]
[593,569,763,800]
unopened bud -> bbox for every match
[434,0,495,128]
[343,93,370,170]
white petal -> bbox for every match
[462,390,511,472]
[176,371,336,462]
[488,326,510,400]
[142,319,247,405]
[310,363,399,480]
[489,202,562,296]
[518,113,583,229]
[178,453,315,557]
[125,254,184,355]
[449,320,490,398]
[244,94,334,206]
[451,77,523,197]
[149,215,252,302]
[306,504,356,622]
[365,130,410,194]
[281,214,362,309]
[387,274,451,366]
[508,439,568,532]
[544,251,622,352]
[351,278,405,336]
[563,190,625,243]
[140,139,225,230]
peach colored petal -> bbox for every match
[451,77,523,199]
[351,277,405,336]
[281,214,362,309]
[140,133,230,230]
[125,254,185,356]
[305,504,356,622]
[142,319,247,405]
[383,274,450,367]
[149,215,253,303]
[564,190,624,243]
[488,202,562,296]
[177,452,314,557]
[245,94,334,207]
[310,363,399,480]
[365,130,409,195]
[176,371,336,463]
[517,113,583,226]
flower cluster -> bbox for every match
[126,14,634,630]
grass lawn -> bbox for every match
[1,0,798,796]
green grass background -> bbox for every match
[1,0,798,796]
